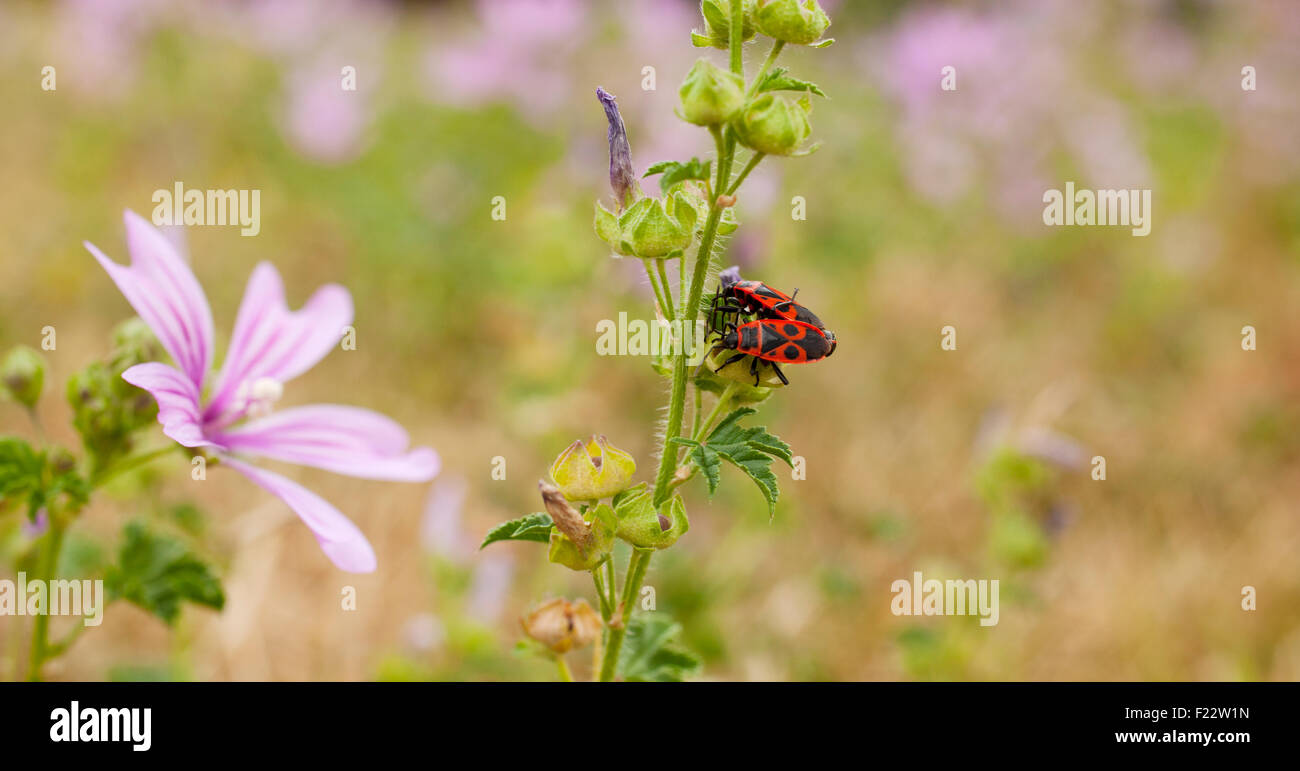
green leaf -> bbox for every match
[480,512,554,548]
[0,439,88,520]
[671,408,792,515]
[672,438,722,495]
[643,158,712,194]
[755,67,827,98]
[0,438,43,515]
[106,521,224,625]
[618,615,701,682]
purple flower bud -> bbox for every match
[597,87,638,209]
[718,265,743,288]
[22,508,49,538]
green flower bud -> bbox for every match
[754,0,831,46]
[692,0,757,49]
[1,346,45,409]
[614,489,689,550]
[732,93,814,156]
[549,436,638,501]
[109,317,163,372]
[616,193,699,259]
[679,58,745,126]
[521,598,603,654]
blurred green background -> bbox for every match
[1,0,1299,681]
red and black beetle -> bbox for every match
[714,271,827,331]
[711,318,836,386]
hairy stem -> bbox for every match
[729,0,745,76]
[748,40,785,97]
[598,548,652,682]
[656,259,676,322]
[642,259,673,322]
[651,126,731,507]
[727,152,766,196]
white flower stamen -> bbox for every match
[234,377,284,419]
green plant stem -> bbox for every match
[694,381,740,442]
[656,259,676,321]
[748,40,785,97]
[592,562,612,621]
[691,385,704,438]
[727,152,766,196]
[91,445,177,487]
[642,259,672,322]
[651,127,732,507]
[729,0,745,76]
[26,518,66,681]
[556,656,573,683]
[598,548,652,682]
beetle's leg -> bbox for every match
[716,352,747,373]
[770,362,789,386]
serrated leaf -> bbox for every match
[643,158,712,194]
[756,67,827,98]
[672,408,792,515]
[480,512,554,548]
[670,437,721,496]
[106,521,224,625]
[618,615,701,682]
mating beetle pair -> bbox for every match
[704,271,836,386]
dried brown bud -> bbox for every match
[716,194,736,208]
[538,480,591,550]
[522,598,603,654]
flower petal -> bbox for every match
[84,211,215,390]
[215,405,440,482]
[205,262,353,423]
[121,363,220,449]
[221,457,377,573]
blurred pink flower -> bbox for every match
[85,211,439,572]
[421,475,470,561]
[425,0,587,118]
[283,62,371,163]
[865,2,1151,223]
[465,553,514,624]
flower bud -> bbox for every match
[549,436,638,500]
[679,59,745,126]
[596,87,640,209]
[109,317,163,372]
[614,193,699,259]
[754,0,831,46]
[614,489,690,550]
[693,0,757,49]
[732,93,814,156]
[521,598,603,654]
[1,346,45,409]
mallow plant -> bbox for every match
[482,0,836,681]
[1,211,437,681]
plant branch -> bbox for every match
[727,152,766,196]
[598,548,652,682]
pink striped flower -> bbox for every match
[84,211,438,572]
